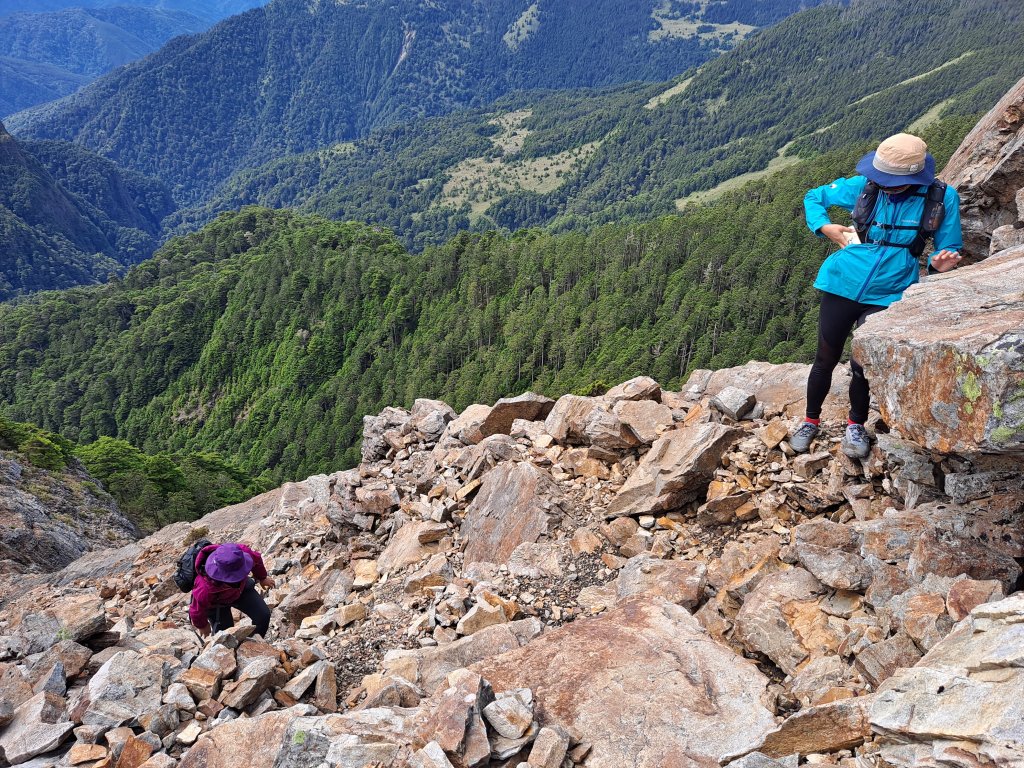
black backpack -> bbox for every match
[852,179,946,259]
[173,538,212,592]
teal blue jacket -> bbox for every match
[804,175,962,306]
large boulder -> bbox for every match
[473,597,777,768]
[941,73,1024,262]
[460,462,563,566]
[870,593,1024,767]
[854,247,1024,454]
[606,423,740,518]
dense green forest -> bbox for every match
[179,0,1024,248]
[0,121,172,300]
[6,0,831,203]
[0,414,264,530]
[0,115,973,484]
[0,7,204,115]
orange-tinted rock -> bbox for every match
[854,247,1024,455]
[460,462,562,566]
[473,597,776,768]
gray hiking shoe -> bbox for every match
[842,423,871,459]
[790,421,820,453]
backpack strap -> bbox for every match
[851,180,880,245]
[852,181,946,258]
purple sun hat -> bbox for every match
[856,133,935,187]
[205,543,253,582]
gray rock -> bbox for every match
[871,594,1024,767]
[84,650,168,731]
[854,245,1024,455]
[479,392,555,438]
[482,688,533,739]
[0,691,75,765]
[711,386,756,420]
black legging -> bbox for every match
[209,578,271,637]
[805,291,885,424]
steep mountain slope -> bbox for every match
[5,0,834,204]
[0,116,971,481]
[0,121,173,299]
[0,7,205,115]
[179,0,1024,246]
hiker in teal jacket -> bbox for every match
[791,133,963,458]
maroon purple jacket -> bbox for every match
[188,543,267,632]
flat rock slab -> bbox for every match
[871,593,1024,767]
[0,691,75,764]
[178,706,312,768]
[383,618,543,695]
[479,392,555,438]
[473,596,776,768]
[854,246,1024,454]
[460,462,563,565]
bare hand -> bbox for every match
[820,224,856,248]
[931,250,962,272]
[196,624,211,638]
[259,577,276,589]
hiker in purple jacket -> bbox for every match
[188,542,275,638]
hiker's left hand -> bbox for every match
[259,577,276,589]
[932,250,961,272]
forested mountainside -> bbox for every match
[0,0,266,24]
[178,0,1024,248]
[0,7,205,115]
[0,116,972,483]
[4,0,835,205]
[0,121,173,300]
[1,413,263,537]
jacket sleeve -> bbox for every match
[189,582,211,631]
[927,185,964,268]
[804,176,866,236]
[241,544,268,581]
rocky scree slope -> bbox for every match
[3,73,1024,768]
[0,451,138,576]
[0,350,1021,768]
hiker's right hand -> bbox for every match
[196,624,210,638]
[820,224,855,248]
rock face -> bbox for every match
[941,73,1024,262]
[473,597,777,768]
[854,246,1024,454]
[871,594,1024,767]
[460,462,563,565]
[0,453,139,575]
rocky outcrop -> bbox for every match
[870,594,1024,767]
[854,246,1024,454]
[941,73,1024,262]
[0,453,138,575]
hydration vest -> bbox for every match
[851,180,946,259]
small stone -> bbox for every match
[69,744,108,765]
[176,720,203,745]
[711,386,756,420]
[528,726,570,768]
[482,688,533,739]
